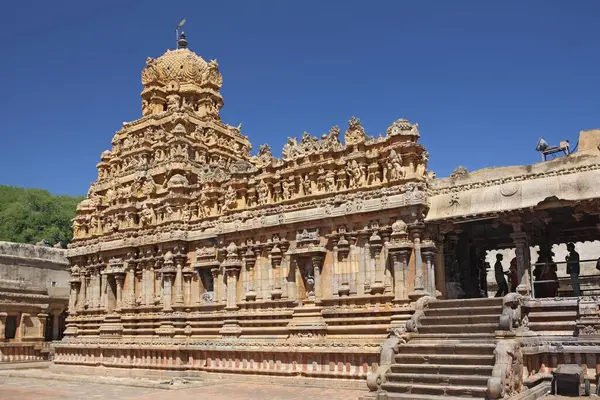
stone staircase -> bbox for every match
[524,298,578,336]
[381,297,504,399]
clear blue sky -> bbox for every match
[1,1,599,196]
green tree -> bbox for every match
[0,185,83,247]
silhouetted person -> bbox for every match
[494,254,509,297]
[566,243,581,297]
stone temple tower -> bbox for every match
[58,30,431,383]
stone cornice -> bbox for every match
[67,188,427,257]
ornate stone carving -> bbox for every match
[386,119,420,138]
[386,150,404,181]
[450,165,469,179]
[344,117,366,145]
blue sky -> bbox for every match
[1,1,599,196]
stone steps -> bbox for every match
[527,310,577,321]
[386,372,489,386]
[411,332,496,341]
[394,353,495,366]
[390,363,493,375]
[381,382,488,398]
[427,297,503,309]
[419,314,499,325]
[399,342,496,355]
[418,322,498,335]
[380,297,501,399]
[425,305,501,317]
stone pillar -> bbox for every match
[88,275,93,307]
[409,223,428,299]
[244,249,256,301]
[370,232,384,294]
[183,268,192,306]
[337,237,350,296]
[225,268,240,310]
[271,247,283,300]
[52,312,60,340]
[69,281,79,315]
[126,265,135,308]
[422,246,437,296]
[99,271,106,310]
[140,263,147,306]
[363,241,371,293]
[435,229,449,299]
[511,231,531,295]
[162,273,174,311]
[383,236,393,295]
[194,269,203,304]
[255,251,264,301]
[281,253,290,299]
[349,243,358,295]
[78,275,86,311]
[175,261,184,305]
[88,273,95,309]
[115,274,124,311]
[390,248,410,301]
[287,257,298,301]
[211,267,220,304]
[147,265,156,306]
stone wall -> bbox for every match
[0,241,69,290]
[0,242,69,362]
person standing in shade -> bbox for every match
[565,243,581,297]
[494,254,509,297]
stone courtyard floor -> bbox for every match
[0,372,597,400]
[0,375,366,400]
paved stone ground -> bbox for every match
[0,376,366,400]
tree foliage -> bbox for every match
[0,185,82,247]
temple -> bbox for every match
[53,33,600,399]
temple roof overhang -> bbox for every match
[426,151,600,223]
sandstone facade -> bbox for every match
[54,33,600,397]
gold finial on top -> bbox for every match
[178,31,188,49]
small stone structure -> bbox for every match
[0,241,69,362]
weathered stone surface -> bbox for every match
[0,242,69,362]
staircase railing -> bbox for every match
[488,293,525,399]
[487,339,524,399]
[365,327,408,392]
[366,295,435,393]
